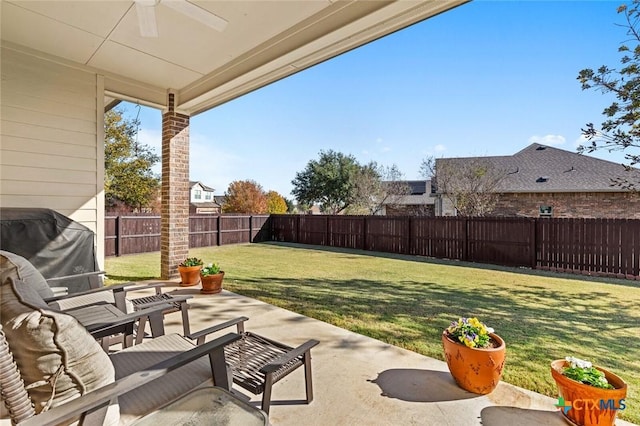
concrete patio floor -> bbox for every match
[147,282,635,426]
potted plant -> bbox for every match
[200,262,224,294]
[441,317,506,394]
[550,356,627,426]
[178,257,203,287]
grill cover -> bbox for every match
[0,208,99,293]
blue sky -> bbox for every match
[121,1,629,199]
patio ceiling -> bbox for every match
[1,0,468,116]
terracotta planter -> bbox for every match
[441,331,506,394]
[178,265,202,287]
[550,359,627,426]
[200,271,224,294]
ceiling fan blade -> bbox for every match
[135,1,159,37]
[162,0,228,32]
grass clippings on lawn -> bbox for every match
[106,242,640,424]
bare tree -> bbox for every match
[348,163,410,215]
[577,2,640,190]
[421,157,507,216]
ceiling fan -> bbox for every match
[134,0,228,38]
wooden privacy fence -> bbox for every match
[105,215,270,256]
[270,215,640,279]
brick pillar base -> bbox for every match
[161,93,190,279]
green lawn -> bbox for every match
[106,242,640,424]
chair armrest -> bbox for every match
[122,282,169,295]
[186,316,249,343]
[43,283,133,303]
[45,283,161,312]
[45,270,106,285]
[260,339,320,374]
[17,333,242,426]
[83,304,173,339]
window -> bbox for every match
[539,205,553,217]
[205,193,211,200]
[194,189,202,200]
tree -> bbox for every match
[104,109,160,211]
[283,197,296,213]
[348,163,410,215]
[222,180,267,213]
[266,191,288,213]
[291,150,362,214]
[421,157,506,216]
[577,1,640,190]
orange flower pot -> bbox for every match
[550,359,627,426]
[200,271,224,294]
[178,265,202,286]
[441,331,506,394]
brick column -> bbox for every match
[161,93,190,279]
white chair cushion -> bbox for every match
[0,251,54,299]
[0,276,117,424]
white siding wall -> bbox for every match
[190,183,203,202]
[0,46,105,265]
[438,196,457,216]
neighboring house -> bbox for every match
[213,196,227,211]
[381,180,435,216]
[189,181,221,214]
[434,143,640,218]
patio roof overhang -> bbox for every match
[1,0,468,116]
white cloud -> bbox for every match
[136,127,162,175]
[420,144,447,157]
[574,134,589,148]
[372,137,391,153]
[137,127,161,150]
[528,134,566,146]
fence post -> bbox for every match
[325,215,330,246]
[362,216,367,250]
[115,216,122,257]
[530,218,537,269]
[217,215,221,246]
[462,218,469,261]
[250,215,254,243]
[296,215,301,243]
[406,216,412,255]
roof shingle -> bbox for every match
[436,143,640,193]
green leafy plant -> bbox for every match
[179,257,203,267]
[562,356,614,389]
[445,317,495,349]
[201,263,221,276]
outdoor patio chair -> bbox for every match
[0,277,268,425]
[0,250,192,349]
[47,281,193,348]
[199,316,320,414]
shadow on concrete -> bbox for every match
[369,368,479,402]
[480,406,566,426]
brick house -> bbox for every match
[381,180,435,216]
[434,143,640,218]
